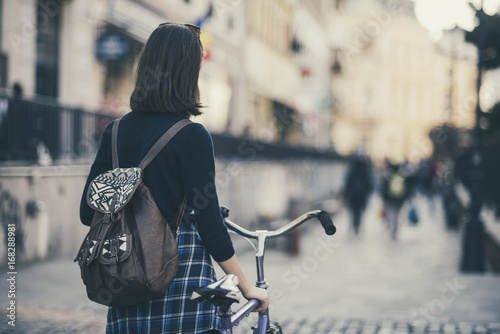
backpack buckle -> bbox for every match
[110,239,119,276]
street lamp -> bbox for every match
[460,1,486,272]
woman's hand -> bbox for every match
[239,285,269,313]
[217,254,270,313]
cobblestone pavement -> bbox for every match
[1,194,499,333]
[279,319,500,334]
[0,311,104,333]
[1,316,500,334]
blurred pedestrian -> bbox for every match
[441,163,463,230]
[12,82,23,99]
[380,160,411,239]
[0,83,26,161]
[414,158,440,215]
[343,154,373,234]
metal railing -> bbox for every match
[0,96,115,164]
[0,95,341,165]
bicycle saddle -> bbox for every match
[191,274,242,306]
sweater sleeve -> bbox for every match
[79,122,113,226]
[180,123,235,262]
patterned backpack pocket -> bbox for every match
[87,168,143,214]
[78,239,98,266]
[99,233,132,265]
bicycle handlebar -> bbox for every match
[221,207,336,239]
[318,211,336,235]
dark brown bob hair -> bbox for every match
[130,23,204,116]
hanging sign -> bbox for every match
[96,34,129,61]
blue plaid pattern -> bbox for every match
[106,222,221,333]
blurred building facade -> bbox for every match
[328,0,477,163]
[0,0,484,162]
[0,0,336,152]
[243,0,334,148]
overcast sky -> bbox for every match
[413,0,500,39]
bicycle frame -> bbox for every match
[219,209,330,334]
[219,299,262,334]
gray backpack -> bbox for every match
[75,118,191,307]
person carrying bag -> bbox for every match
[78,22,268,334]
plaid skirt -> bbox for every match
[106,222,221,333]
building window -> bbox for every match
[273,100,296,142]
[0,0,6,88]
[0,53,6,88]
[35,0,61,98]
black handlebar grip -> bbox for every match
[318,211,336,235]
[221,206,230,218]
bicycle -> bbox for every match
[191,207,337,334]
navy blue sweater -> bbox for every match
[79,111,235,262]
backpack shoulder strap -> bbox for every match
[140,119,192,230]
[138,119,192,170]
[174,196,188,232]
[111,118,121,169]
